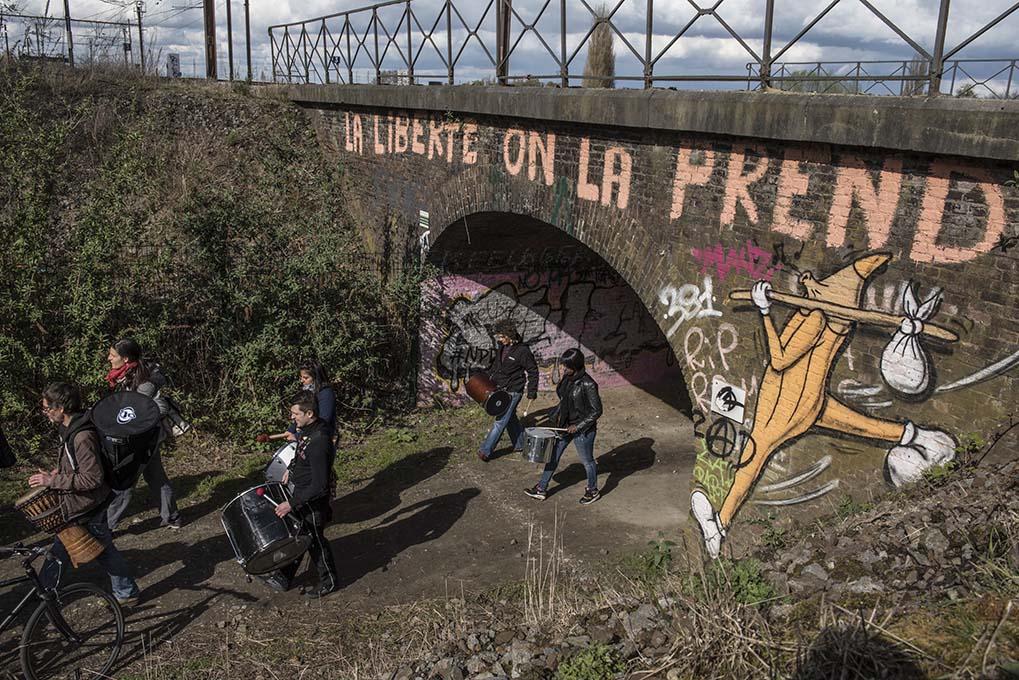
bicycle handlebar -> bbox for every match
[0,544,48,559]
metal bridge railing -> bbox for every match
[0,12,144,70]
[269,0,1019,96]
[747,58,1019,99]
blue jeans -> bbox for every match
[41,505,140,600]
[537,429,597,492]
[479,392,524,457]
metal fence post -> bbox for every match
[373,7,381,84]
[560,0,567,86]
[929,0,951,96]
[407,0,414,84]
[447,0,453,84]
[644,0,653,88]
[761,0,774,90]
[346,17,353,83]
[322,19,329,84]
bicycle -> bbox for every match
[0,544,125,680]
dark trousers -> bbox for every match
[274,506,338,590]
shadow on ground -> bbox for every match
[791,624,927,680]
[332,446,454,525]
[332,488,480,589]
[539,437,657,498]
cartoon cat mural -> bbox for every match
[691,254,957,558]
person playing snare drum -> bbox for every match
[31,382,141,606]
[258,391,339,598]
[477,320,538,462]
[524,349,603,505]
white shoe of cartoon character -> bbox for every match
[690,490,725,559]
[884,421,956,487]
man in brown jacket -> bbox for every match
[30,382,141,605]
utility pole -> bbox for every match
[243,0,250,80]
[63,0,74,67]
[135,1,144,74]
[203,0,216,78]
[225,0,233,79]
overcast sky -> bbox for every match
[7,0,1019,92]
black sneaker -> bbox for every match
[524,486,547,501]
[257,573,291,593]
[162,518,183,530]
[304,582,338,599]
[579,489,601,505]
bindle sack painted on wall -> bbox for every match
[298,87,1019,553]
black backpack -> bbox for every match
[86,392,163,490]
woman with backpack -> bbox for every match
[104,338,183,531]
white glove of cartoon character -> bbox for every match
[751,281,772,316]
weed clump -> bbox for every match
[554,644,625,680]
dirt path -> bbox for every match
[0,384,695,673]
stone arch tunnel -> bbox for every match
[417,211,691,412]
[298,84,1019,552]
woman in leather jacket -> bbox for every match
[525,348,603,505]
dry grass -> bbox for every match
[115,492,1019,679]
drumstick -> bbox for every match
[728,290,959,342]
[255,487,280,507]
[265,433,291,441]
[523,398,534,417]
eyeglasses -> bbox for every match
[40,404,58,413]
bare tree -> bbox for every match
[903,53,929,96]
[582,5,614,88]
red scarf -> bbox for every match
[105,361,139,388]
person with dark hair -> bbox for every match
[105,338,183,531]
[476,320,538,462]
[525,348,603,505]
[259,391,339,598]
[32,382,141,605]
[259,360,337,444]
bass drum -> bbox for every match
[221,482,310,575]
[264,441,296,486]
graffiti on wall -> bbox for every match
[689,253,962,558]
[338,111,1012,265]
[419,266,677,400]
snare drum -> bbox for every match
[521,427,559,464]
[221,482,311,575]
[264,441,296,485]
[465,372,512,417]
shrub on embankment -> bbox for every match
[0,66,422,446]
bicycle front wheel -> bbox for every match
[20,582,126,680]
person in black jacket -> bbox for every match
[260,391,339,598]
[477,320,538,462]
[525,348,603,505]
